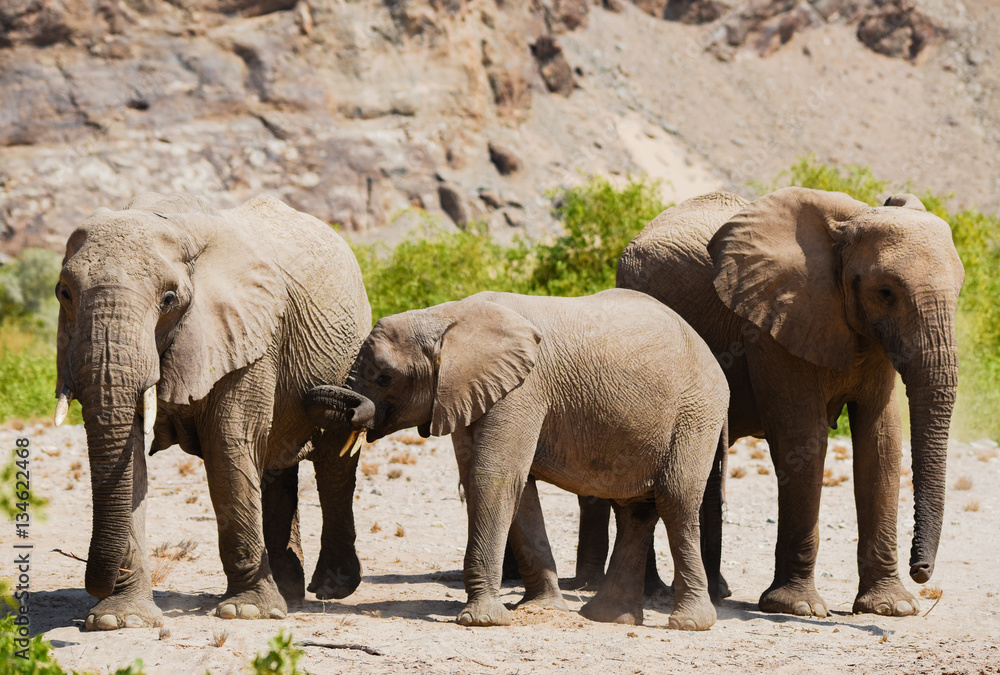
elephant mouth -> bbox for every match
[303,385,375,432]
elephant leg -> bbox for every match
[452,422,538,627]
[262,464,304,605]
[849,392,920,616]
[759,421,830,617]
[644,535,670,597]
[509,477,567,611]
[660,490,716,630]
[308,425,362,600]
[560,496,611,590]
[86,425,162,630]
[580,500,656,625]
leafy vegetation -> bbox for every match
[249,630,304,675]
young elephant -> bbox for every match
[327,289,728,630]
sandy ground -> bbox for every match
[2,422,999,674]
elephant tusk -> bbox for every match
[142,385,157,435]
[339,429,367,458]
[54,387,73,426]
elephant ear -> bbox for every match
[157,209,287,405]
[883,193,926,211]
[708,187,867,372]
[430,299,542,437]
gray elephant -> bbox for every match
[316,289,729,629]
[574,187,963,618]
[54,192,373,629]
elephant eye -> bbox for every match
[56,283,71,303]
[376,373,392,388]
[160,290,178,311]
[877,286,896,306]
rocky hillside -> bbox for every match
[1,0,997,254]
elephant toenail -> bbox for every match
[85,615,95,631]
[684,619,697,630]
[218,604,237,619]
[239,605,260,619]
[895,600,914,615]
[792,601,811,616]
[269,608,286,619]
[97,615,119,630]
[125,615,144,628]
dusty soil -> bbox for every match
[2,422,999,674]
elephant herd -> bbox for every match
[53,187,964,632]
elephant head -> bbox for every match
[707,186,965,584]
[342,297,541,441]
[56,193,288,599]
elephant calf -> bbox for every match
[314,289,729,630]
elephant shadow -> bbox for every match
[715,599,895,636]
[30,588,222,635]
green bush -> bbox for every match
[250,630,304,675]
[0,248,62,337]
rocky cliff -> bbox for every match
[1,0,997,254]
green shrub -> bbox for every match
[530,176,666,296]
[0,614,143,675]
[759,154,889,205]
[0,248,62,337]
[250,630,304,675]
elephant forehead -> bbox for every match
[65,216,185,281]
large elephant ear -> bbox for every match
[430,299,542,437]
[156,206,286,405]
[708,187,867,371]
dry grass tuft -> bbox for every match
[332,616,353,629]
[822,468,849,487]
[954,476,973,490]
[395,524,405,538]
[158,627,171,640]
[387,468,403,480]
[361,462,379,476]
[920,586,943,600]
[729,466,746,479]
[757,465,770,475]
[749,448,767,460]
[177,458,198,477]
[975,448,998,462]
[363,609,382,618]
[69,461,82,471]
[186,495,198,504]
[963,500,980,512]
[211,630,229,648]
[370,522,381,533]
[150,557,175,586]
[727,446,738,455]
[389,451,418,465]
[396,433,426,446]
[152,539,198,561]
[833,444,851,461]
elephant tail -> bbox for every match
[701,420,728,605]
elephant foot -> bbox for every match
[668,593,716,631]
[308,547,362,600]
[559,569,605,591]
[759,580,829,617]
[271,549,305,605]
[217,582,287,620]
[457,597,511,626]
[853,579,920,616]
[85,596,163,631]
[516,590,569,612]
[579,593,643,625]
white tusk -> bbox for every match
[142,386,157,435]
[339,429,367,458]
[54,387,73,426]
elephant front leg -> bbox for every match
[452,425,537,627]
[86,433,162,630]
[759,425,830,617]
[308,425,362,600]
[848,396,920,616]
[204,446,287,620]
[508,478,567,612]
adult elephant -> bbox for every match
[578,187,963,618]
[54,192,373,630]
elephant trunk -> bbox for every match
[898,312,958,585]
[75,292,158,598]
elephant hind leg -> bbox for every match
[262,464,305,605]
[508,477,568,612]
[560,496,611,591]
[580,500,656,625]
